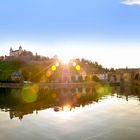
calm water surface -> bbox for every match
[0,85,140,140]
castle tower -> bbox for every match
[19,46,22,55]
[10,47,13,56]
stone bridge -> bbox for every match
[108,68,140,85]
[133,71,140,85]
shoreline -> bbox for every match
[0,81,139,89]
[0,81,100,89]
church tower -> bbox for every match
[10,47,13,56]
[19,46,23,55]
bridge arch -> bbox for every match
[134,73,140,80]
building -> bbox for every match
[108,72,121,84]
[10,46,23,57]
[5,46,33,62]
[11,70,23,82]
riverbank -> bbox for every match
[0,81,101,89]
[40,81,98,89]
[0,83,23,88]
[1,81,130,89]
[133,80,140,86]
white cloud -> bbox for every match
[121,0,140,5]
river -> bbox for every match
[0,84,140,140]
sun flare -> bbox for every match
[63,105,71,112]
[55,105,73,118]
[60,55,71,64]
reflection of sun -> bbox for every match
[56,105,73,118]
[63,105,71,112]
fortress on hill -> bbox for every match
[5,46,34,62]
[6,46,50,64]
[10,46,23,56]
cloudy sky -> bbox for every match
[0,0,140,68]
[122,0,140,5]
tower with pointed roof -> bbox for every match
[9,46,23,56]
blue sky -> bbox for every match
[0,0,140,68]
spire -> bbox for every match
[19,45,22,50]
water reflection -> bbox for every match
[112,85,140,101]
[0,85,140,120]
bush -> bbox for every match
[71,76,76,82]
[85,75,90,81]
[78,75,83,82]
[92,75,99,82]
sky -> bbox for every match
[0,0,140,68]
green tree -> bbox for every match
[85,75,91,82]
[92,75,99,82]
[71,76,76,82]
[78,75,83,82]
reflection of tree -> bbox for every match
[0,87,102,120]
[1,85,139,120]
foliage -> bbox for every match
[92,75,99,82]
[21,63,47,82]
[78,75,83,82]
[0,55,108,83]
[71,76,76,82]
[85,75,91,81]
[0,60,21,82]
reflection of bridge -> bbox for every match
[112,85,140,101]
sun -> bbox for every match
[60,55,71,64]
